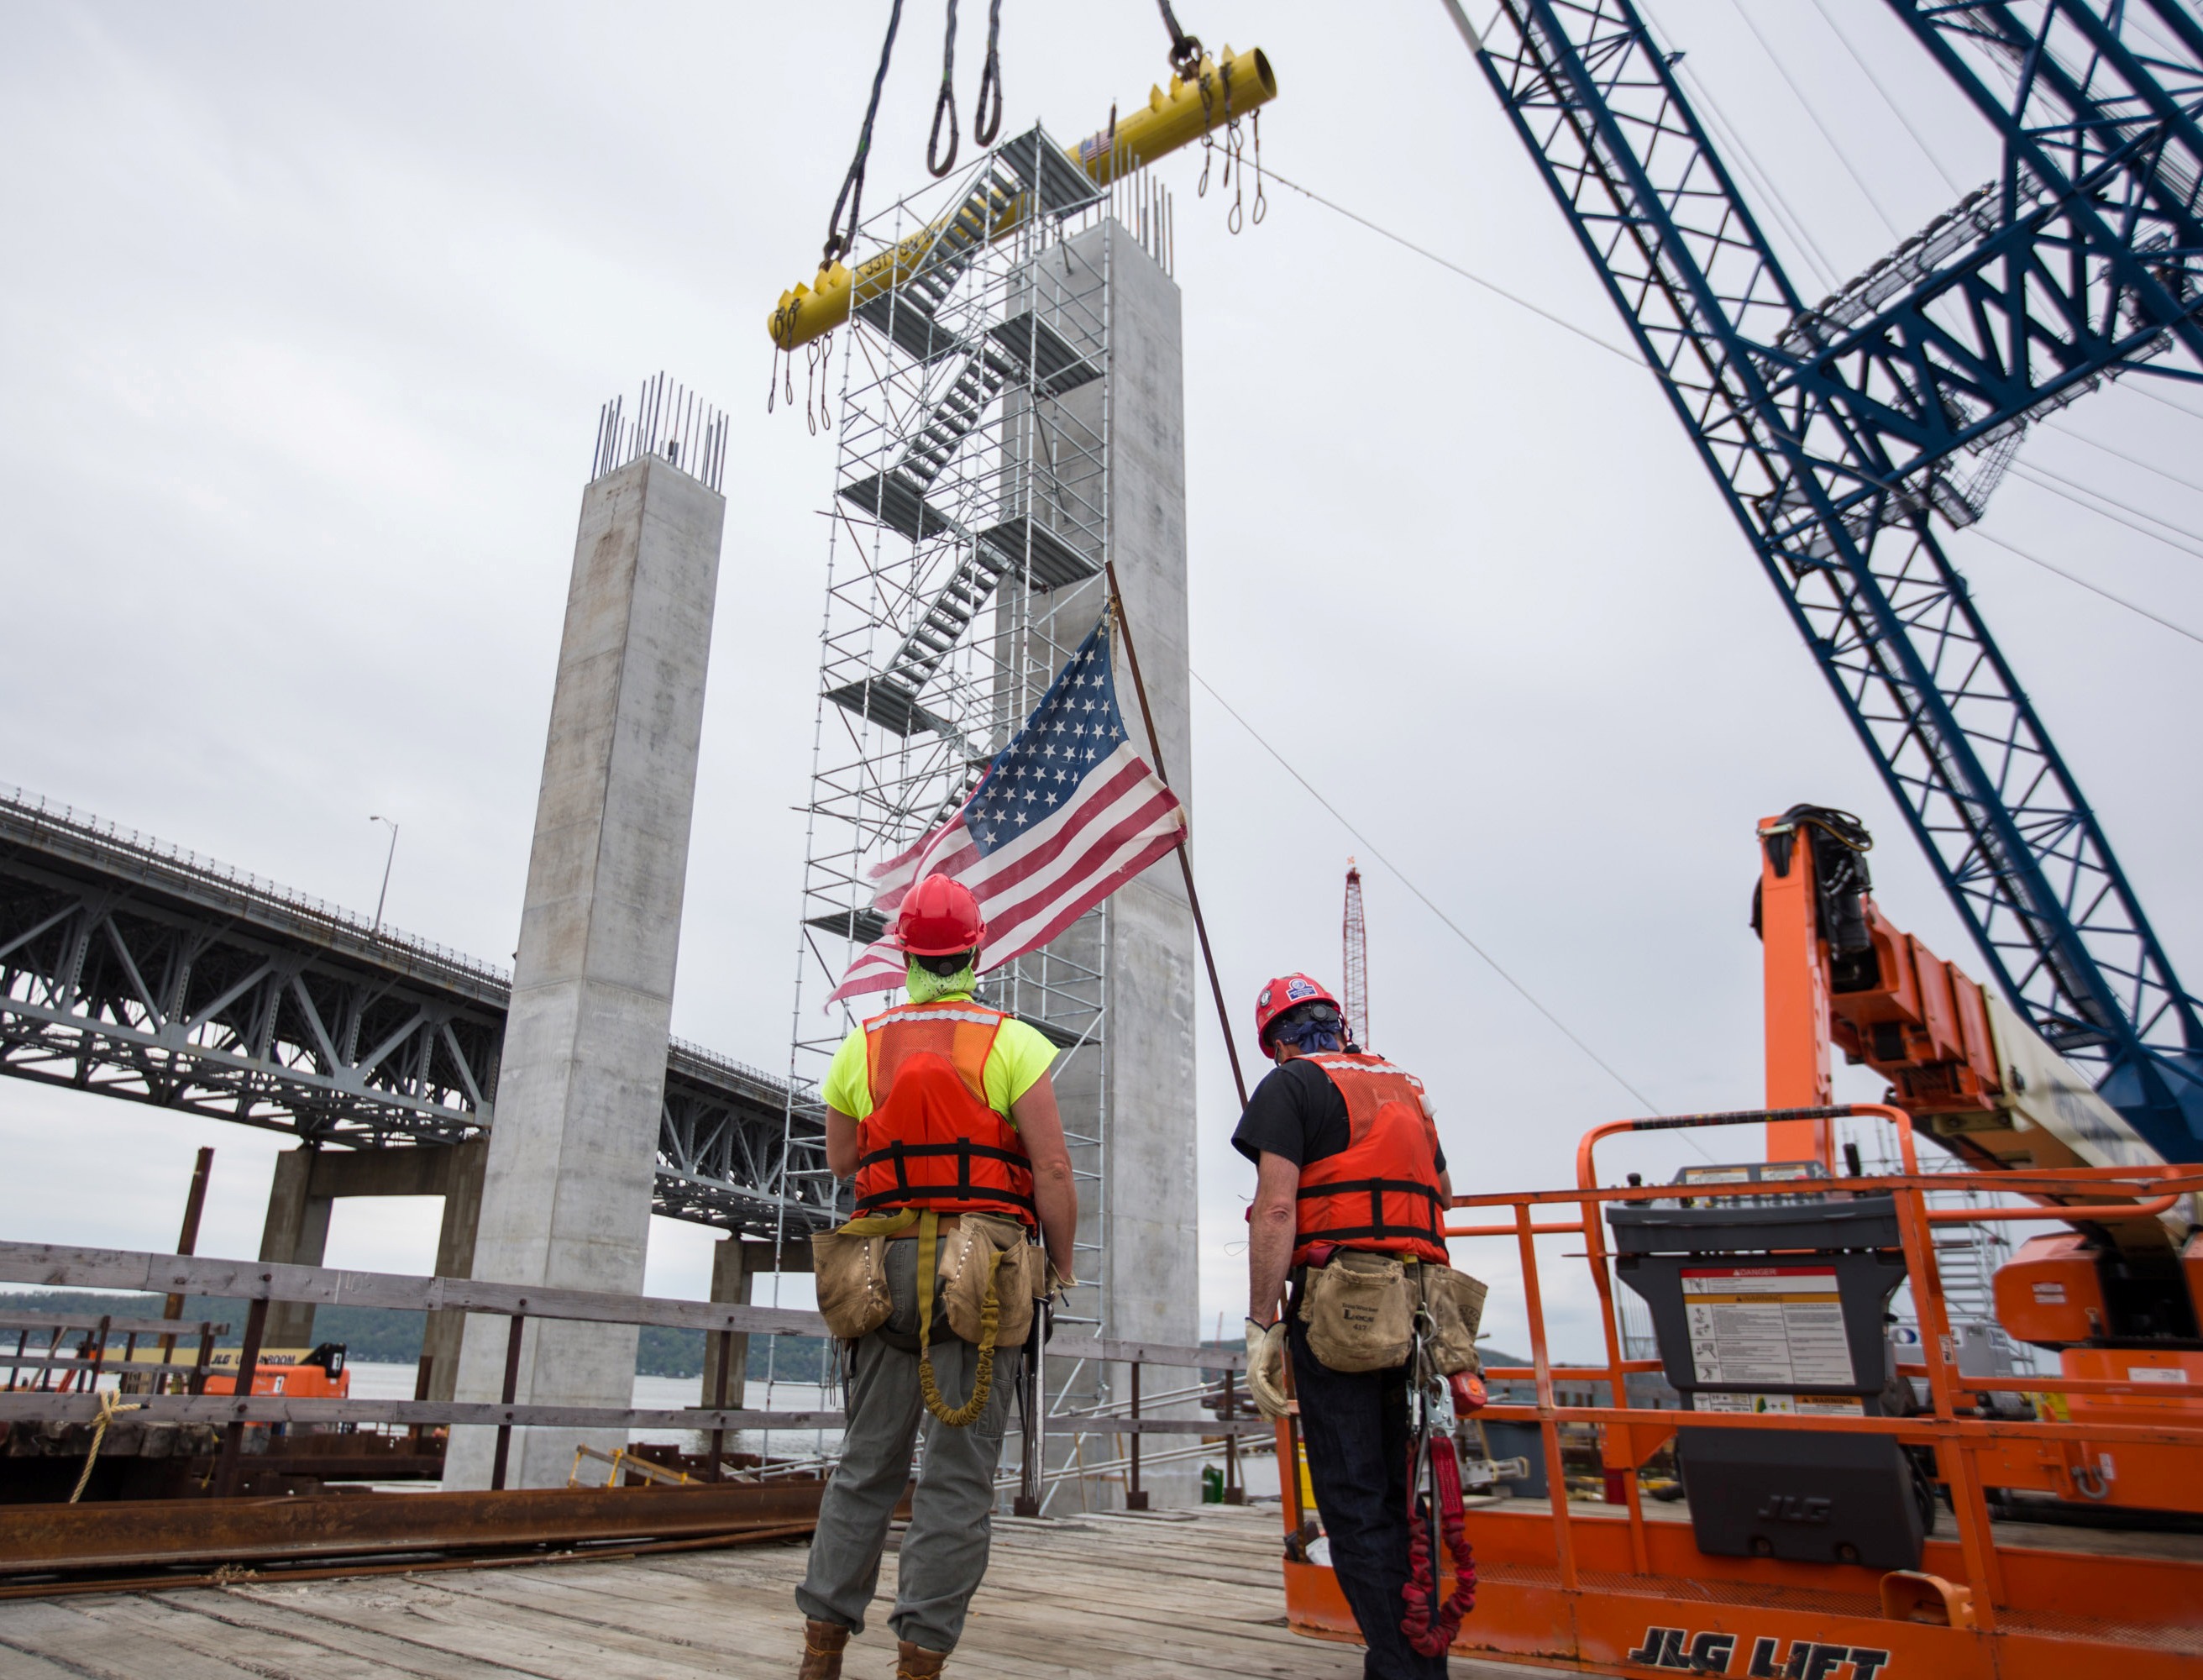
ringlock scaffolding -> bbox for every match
[760,129,1177,1508]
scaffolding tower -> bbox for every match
[767,129,1180,1508]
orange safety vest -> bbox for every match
[1292,1052,1447,1267]
[853,1000,1037,1228]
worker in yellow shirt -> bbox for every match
[796,874,1077,1680]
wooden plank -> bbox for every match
[0,1393,842,1431]
[0,1244,1242,1373]
[0,1504,1556,1678]
[318,1569,833,1680]
[212,1579,737,1680]
[1046,1334,1246,1372]
[145,1585,580,1679]
[0,1638,92,1680]
[0,1312,228,1338]
[0,1242,829,1338]
[1,1350,209,1373]
[0,1595,328,1680]
[73,1593,453,1680]
[1043,1416,1266,1436]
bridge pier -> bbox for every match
[254,1141,488,1381]
[705,1238,813,1413]
[443,441,725,1490]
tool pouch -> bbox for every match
[1298,1248,1414,1373]
[940,1212,1040,1348]
[812,1210,915,1341]
[1420,1263,1489,1377]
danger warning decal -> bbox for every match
[1623,1627,1891,1677]
[1681,1265,1854,1388]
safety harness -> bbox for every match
[1400,1284,1476,1655]
[836,1206,1010,1429]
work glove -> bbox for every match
[1245,1316,1291,1420]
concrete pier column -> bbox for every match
[703,1239,813,1413]
[1000,220,1200,1505]
[443,449,725,1488]
[257,1149,333,1349]
[421,1138,487,1404]
[1089,219,1201,1504]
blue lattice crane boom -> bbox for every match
[1438,0,2203,1160]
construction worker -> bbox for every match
[1236,974,1455,1680]
[795,874,1078,1680]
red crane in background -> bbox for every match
[1341,859,1367,1050]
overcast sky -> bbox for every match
[3,1,2198,1360]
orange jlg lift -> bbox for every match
[1277,809,2203,1677]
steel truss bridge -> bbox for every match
[0,785,833,1240]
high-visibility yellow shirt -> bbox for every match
[821,993,1057,1124]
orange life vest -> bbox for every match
[853,1000,1037,1228]
[1292,1052,1447,1267]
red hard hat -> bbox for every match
[894,874,986,956]
[1253,974,1342,1048]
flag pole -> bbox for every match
[1103,562,1250,1109]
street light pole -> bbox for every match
[369,815,400,937]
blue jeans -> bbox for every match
[1292,1316,1450,1680]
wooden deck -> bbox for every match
[0,1505,1555,1678]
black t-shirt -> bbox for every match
[1230,1058,1447,1173]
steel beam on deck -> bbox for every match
[0,1483,827,1575]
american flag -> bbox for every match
[828,616,1186,1004]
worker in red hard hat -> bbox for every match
[795,874,1077,1680]
[1235,974,1456,1680]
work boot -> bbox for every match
[894,1641,949,1678]
[798,1619,849,1679]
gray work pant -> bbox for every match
[796,1234,1020,1654]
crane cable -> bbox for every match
[1156,0,1204,79]
[1187,670,1676,1126]
[819,0,906,270]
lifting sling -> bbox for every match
[1400,1293,1476,1655]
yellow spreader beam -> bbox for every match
[766,47,1276,350]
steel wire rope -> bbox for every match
[1714,0,1905,240]
[1676,72,1843,294]
[2127,381,2203,427]
[2045,418,2203,500]
[1252,165,1641,365]
[2017,454,2203,543]
[1962,527,2203,647]
[1186,670,1678,1126]
[1798,0,1964,197]
[1633,0,1844,291]
[2006,459,2203,562]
